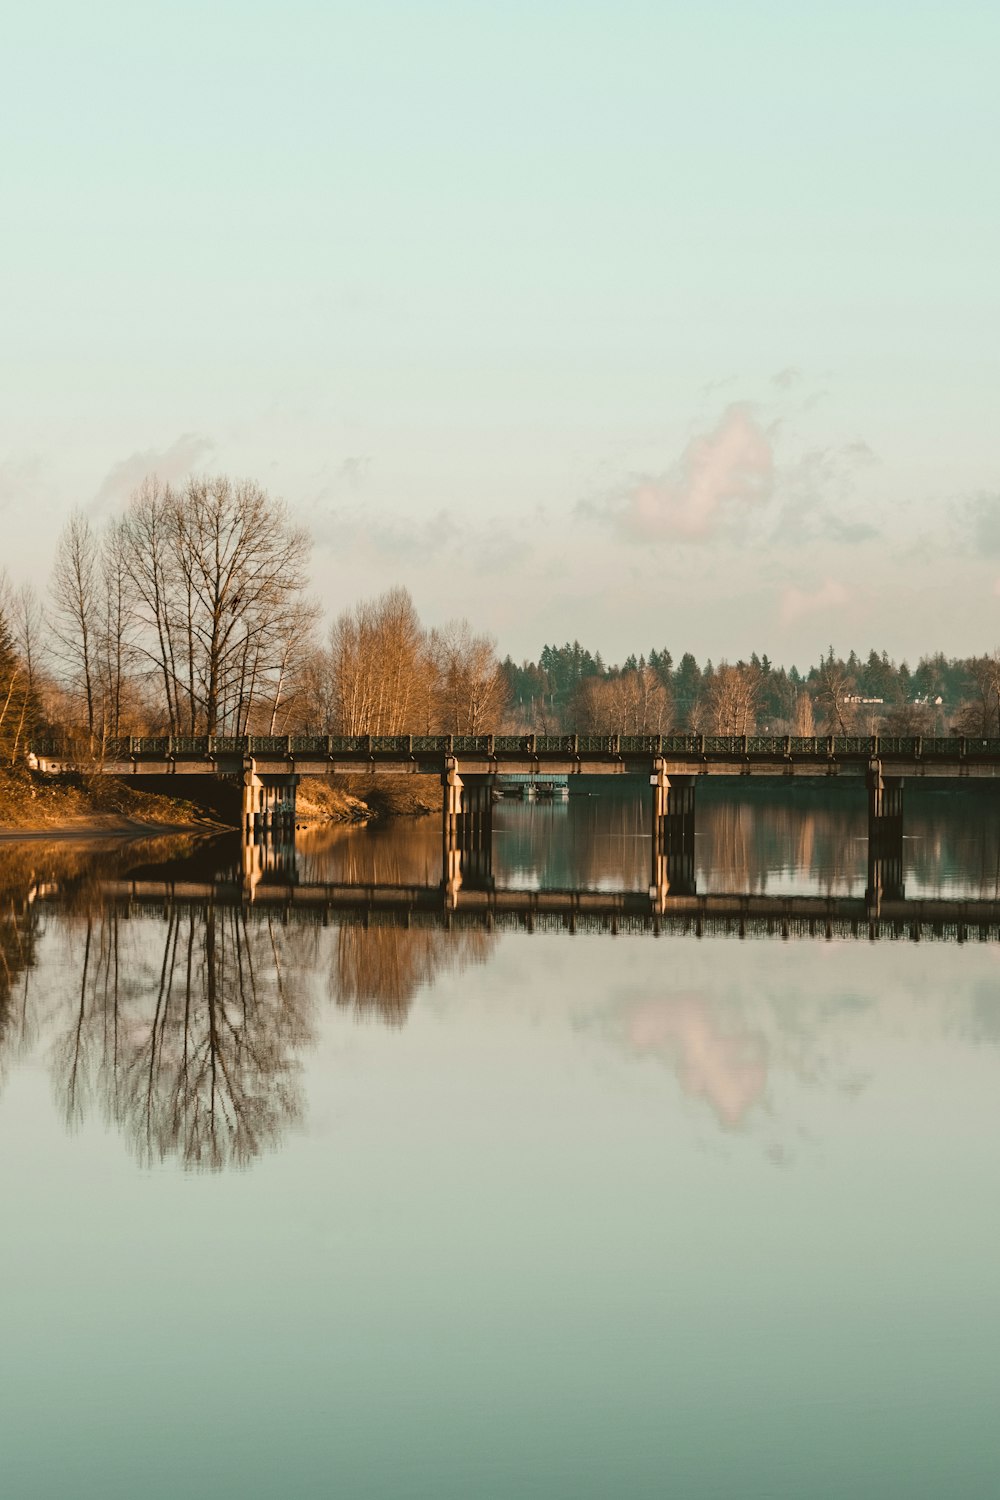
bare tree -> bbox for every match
[572,666,671,733]
[704,662,760,735]
[97,518,137,740]
[813,660,856,735]
[955,653,1000,737]
[431,620,507,735]
[326,586,434,735]
[120,475,313,734]
[50,512,99,737]
[121,477,184,730]
[793,691,815,735]
[0,581,32,762]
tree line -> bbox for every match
[3,470,1000,762]
[500,642,1000,737]
[0,474,507,758]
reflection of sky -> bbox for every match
[4,921,1000,1499]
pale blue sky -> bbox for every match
[2,1,998,664]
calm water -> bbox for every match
[2,785,1000,1498]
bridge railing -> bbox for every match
[26,732,1000,764]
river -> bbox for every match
[2,783,999,1498]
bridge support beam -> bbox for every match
[866,762,904,913]
[651,764,697,902]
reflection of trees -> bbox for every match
[332,922,496,1026]
[696,795,866,894]
[0,899,39,1083]
[53,902,313,1169]
[298,820,443,887]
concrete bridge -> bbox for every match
[29,731,1000,903]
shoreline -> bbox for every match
[0,815,229,843]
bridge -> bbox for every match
[28,731,1000,904]
[68,875,1000,944]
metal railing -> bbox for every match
[26,732,1000,762]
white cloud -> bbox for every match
[93,432,215,510]
[612,403,774,541]
[780,578,850,624]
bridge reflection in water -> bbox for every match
[96,845,1000,943]
[6,786,1000,1175]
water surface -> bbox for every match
[2,787,999,1498]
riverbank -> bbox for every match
[295,775,441,826]
[0,766,441,837]
[0,767,220,838]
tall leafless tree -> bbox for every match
[50,512,99,737]
[120,475,313,734]
[431,620,507,735]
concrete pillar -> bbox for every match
[650,763,696,896]
[866,761,904,906]
[443,759,464,831]
[442,763,494,897]
[460,777,493,851]
[242,759,261,841]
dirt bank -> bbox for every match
[0,766,442,837]
[295,774,441,827]
[0,767,223,838]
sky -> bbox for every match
[2,0,998,668]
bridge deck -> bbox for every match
[28,732,1000,780]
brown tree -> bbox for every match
[703,662,760,734]
[50,512,99,737]
[120,475,313,734]
[431,620,507,735]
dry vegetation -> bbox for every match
[295,774,441,828]
[0,766,216,834]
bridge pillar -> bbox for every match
[866,761,904,909]
[459,778,493,848]
[442,763,494,900]
[242,761,298,843]
[242,760,262,841]
[651,764,696,898]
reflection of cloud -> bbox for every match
[603,403,774,541]
[625,992,768,1128]
[780,578,849,624]
[94,433,215,509]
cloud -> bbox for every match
[93,432,215,509]
[771,366,802,390]
[966,494,1000,556]
[775,441,880,546]
[0,453,45,514]
[605,403,774,541]
[780,578,850,624]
